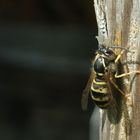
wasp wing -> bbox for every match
[81,69,95,110]
[104,72,114,102]
[104,72,118,123]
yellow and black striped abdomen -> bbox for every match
[91,77,111,109]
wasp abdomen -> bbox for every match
[91,77,111,109]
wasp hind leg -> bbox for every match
[113,70,140,98]
[115,71,140,78]
[110,78,133,109]
[110,78,126,97]
[113,71,140,106]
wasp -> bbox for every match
[81,45,140,111]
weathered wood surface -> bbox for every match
[93,0,140,140]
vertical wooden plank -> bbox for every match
[92,0,140,140]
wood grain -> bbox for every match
[93,0,140,140]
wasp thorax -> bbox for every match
[93,47,117,75]
[94,57,105,73]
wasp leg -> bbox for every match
[115,71,140,78]
[110,78,126,97]
[114,45,131,63]
[110,78,133,106]
[115,50,125,63]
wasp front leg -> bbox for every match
[115,50,126,63]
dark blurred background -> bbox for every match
[0,0,98,140]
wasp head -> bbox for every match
[98,46,116,61]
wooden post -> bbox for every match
[93,0,140,140]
